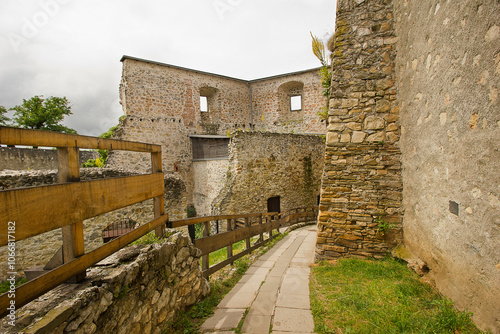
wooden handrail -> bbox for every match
[170,212,278,228]
[0,126,161,152]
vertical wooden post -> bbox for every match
[202,221,210,272]
[152,152,165,238]
[226,219,233,265]
[57,146,85,282]
[258,214,263,244]
[245,217,250,249]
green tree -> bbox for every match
[0,106,10,125]
[10,95,77,134]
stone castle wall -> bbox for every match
[316,0,403,260]
[216,131,325,215]
[109,57,327,218]
[0,147,97,171]
[1,233,210,334]
[394,0,500,332]
[251,71,327,133]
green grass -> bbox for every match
[0,278,27,294]
[209,236,260,266]
[310,258,485,334]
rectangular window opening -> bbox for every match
[290,95,302,111]
[200,96,208,112]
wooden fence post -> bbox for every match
[258,215,263,244]
[151,152,165,238]
[202,221,210,272]
[57,146,85,282]
[244,217,250,249]
[226,219,233,265]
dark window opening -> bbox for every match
[267,196,281,213]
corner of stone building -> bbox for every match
[316,0,403,261]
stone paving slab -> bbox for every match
[276,292,311,310]
[241,314,272,333]
[273,307,315,333]
[280,275,310,295]
[217,289,257,309]
[200,308,246,332]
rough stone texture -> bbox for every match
[317,0,403,260]
[0,233,210,334]
[0,147,97,171]
[317,142,403,260]
[394,0,500,332]
[215,131,324,215]
[108,57,326,217]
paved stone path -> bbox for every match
[200,226,317,334]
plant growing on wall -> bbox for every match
[311,32,332,123]
[82,116,124,168]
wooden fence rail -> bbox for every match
[0,126,166,319]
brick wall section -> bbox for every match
[316,0,403,260]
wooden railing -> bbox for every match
[171,206,319,277]
[0,126,167,318]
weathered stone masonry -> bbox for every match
[319,0,500,332]
[0,233,210,334]
[316,0,403,260]
[394,0,500,332]
[110,56,327,218]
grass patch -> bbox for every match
[310,258,485,334]
[130,230,177,245]
[0,278,27,294]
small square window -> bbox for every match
[290,95,302,111]
[200,96,208,112]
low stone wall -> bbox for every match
[0,147,97,171]
[1,232,210,334]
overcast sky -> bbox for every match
[0,0,336,136]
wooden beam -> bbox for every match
[170,212,278,228]
[0,214,169,319]
[0,173,164,246]
[194,220,274,255]
[0,126,160,153]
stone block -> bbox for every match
[351,131,367,143]
[326,132,339,144]
[367,131,386,142]
[364,116,385,130]
[376,99,391,112]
